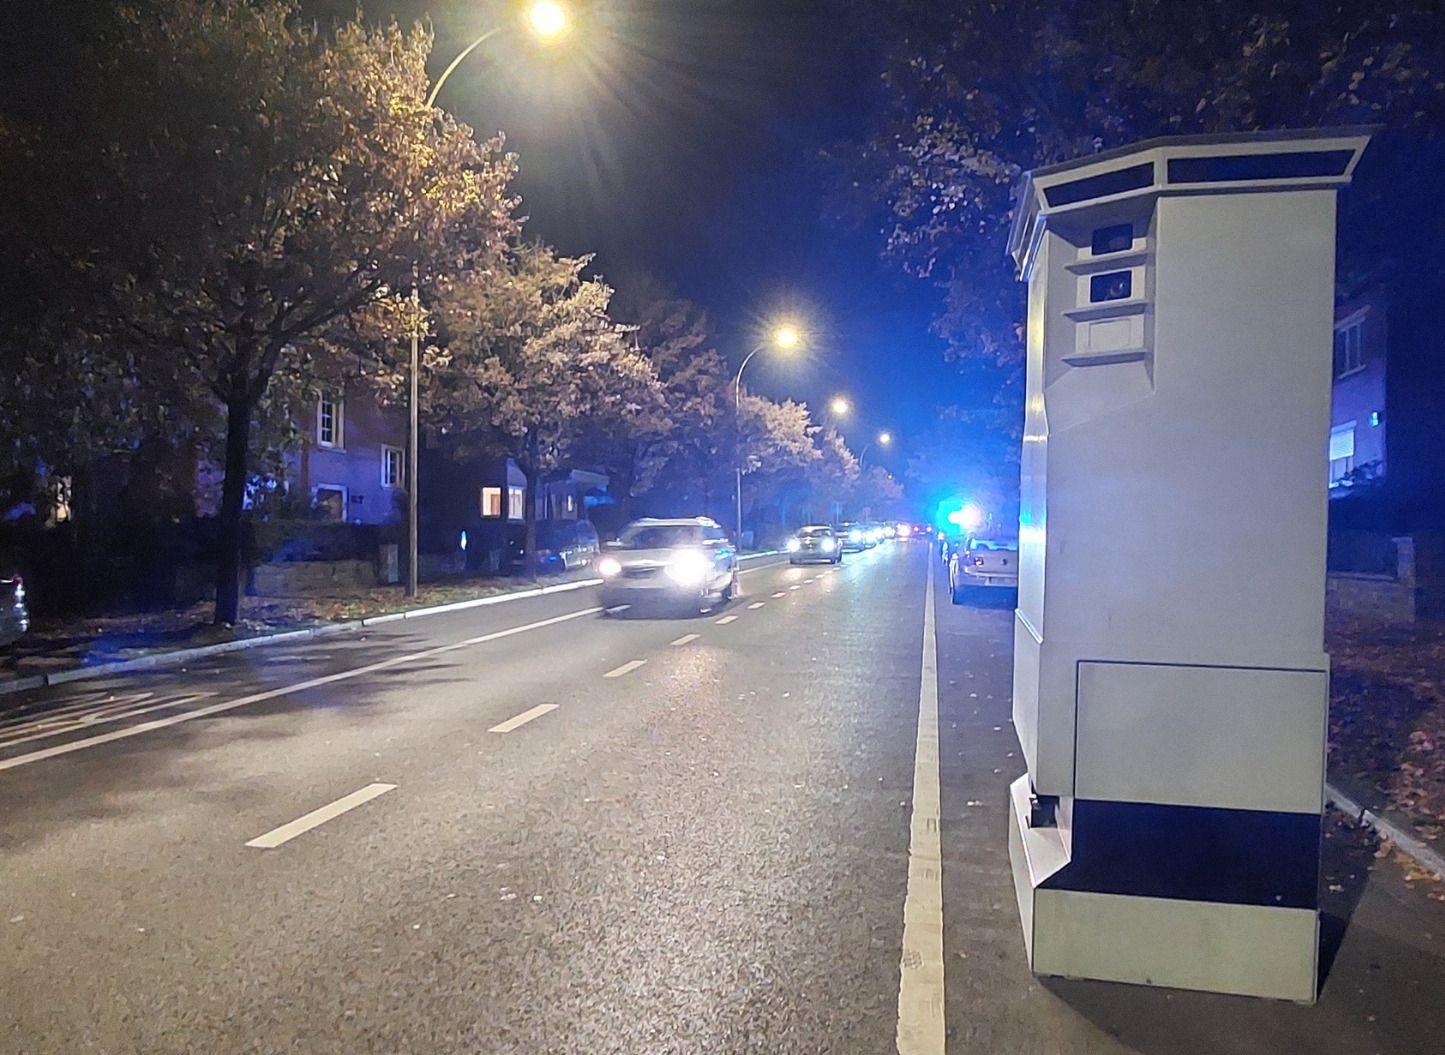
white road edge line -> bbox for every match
[670,634,700,646]
[714,615,738,625]
[747,602,765,610]
[0,607,602,773]
[245,782,396,850]
[896,559,944,1055]
[488,703,558,734]
[604,659,647,679]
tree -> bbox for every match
[0,1,518,623]
[428,243,660,571]
[599,287,734,522]
[838,0,1445,385]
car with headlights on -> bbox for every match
[836,522,873,552]
[597,517,739,615]
[786,525,842,565]
[949,532,1019,603]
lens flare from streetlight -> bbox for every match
[771,323,802,350]
[830,396,850,416]
[526,0,569,42]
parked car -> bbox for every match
[597,517,739,615]
[0,570,29,650]
[536,519,600,572]
[786,525,843,565]
[949,533,1020,603]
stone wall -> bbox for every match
[250,559,376,597]
[1326,536,1417,624]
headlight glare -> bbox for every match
[786,538,802,552]
[597,556,622,578]
[664,550,711,587]
[820,538,836,552]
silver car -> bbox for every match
[787,525,842,565]
[949,534,1019,603]
[0,572,29,648]
[597,517,739,615]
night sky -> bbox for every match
[358,0,965,474]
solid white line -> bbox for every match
[670,634,700,646]
[747,602,765,610]
[604,659,647,679]
[714,615,738,625]
[245,783,396,849]
[0,607,602,773]
[896,561,944,1054]
[488,703,558,734]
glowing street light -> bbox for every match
[408,2,576,596]
[525,0,570,41]
[878,430,892,446]
[830,395,851,417]
[735,320,807,545]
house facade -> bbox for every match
[287,387,407,525]
[1330,279,1445,530]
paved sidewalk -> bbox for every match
[933,590,1445,1054]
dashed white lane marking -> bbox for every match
[803,577,815,583]
[603,659,647,679]
[488,703,558,734]
[714,615,738,625]
[245,783,396,850]
[896,560,944,1054]
[747,602,765,610]
[670,634,700,646]
[0,607,603,773]
[772,591,787,598]
[789,584,802,591]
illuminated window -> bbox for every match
[481,487,502,518]
[1329,422,1356,485]
[318,395,344,448]
[508,486,525,520]
[381,445,404,488]
[1333,320,1364,379]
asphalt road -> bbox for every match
[1,543,1442,1054]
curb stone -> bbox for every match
[1327,782,1445,880]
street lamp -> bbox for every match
[735,322,804,547]
[829,395,851,417]
[407,1,573,597]
[858,430,893,464]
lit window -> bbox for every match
[381,445,404,488]
[508,486,525,520]
[1329,422,1356,485]
[318,395,344,448]
[481,487,502,518]
[1333,320,1364,379]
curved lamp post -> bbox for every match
[734,323,802,547]
[407,2,571,596]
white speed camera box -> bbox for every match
[1004,128,1373,1001]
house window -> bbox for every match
[1333,319,1364,379]
[317,395,344,448]
[314,485,347,521]
[507,486,525,521]
[382,445,404,488]
[1329,422,1356,485]
[481,487,502,518]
